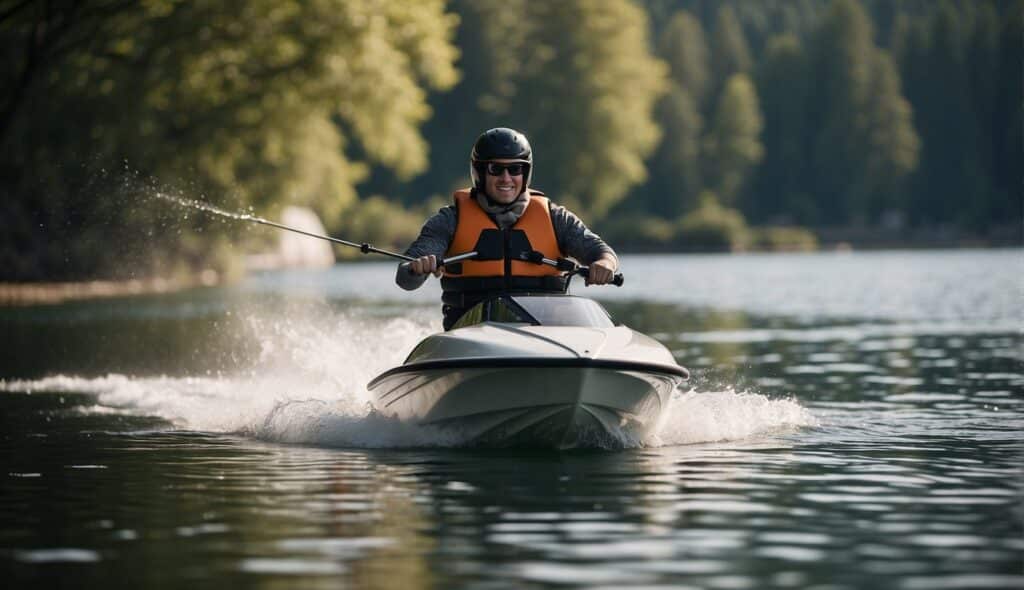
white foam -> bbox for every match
[1,372,815,449]
[1,307,816,449]
[650,388,818,446]
[1,307,447,445]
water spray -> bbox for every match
[155,192,477,266]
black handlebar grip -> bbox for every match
[577,268,625,287]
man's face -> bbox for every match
[483,159,526,204]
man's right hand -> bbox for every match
[407,254,443,277]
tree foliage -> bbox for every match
[704,73,764,206]
[761,0,919,226]
[749,34,812,224]
[1,0,458,280]
[659,11,711,107]
[708,5,753,101]
[676,191,750,251]
[895,0,1019,230]
[2,0,1020,280]
[647,84,704,217]
[640,10,709,217]
[382,0,668,222]
[419,0,1016,244]
[500,0,667,219]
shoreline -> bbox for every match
[2,244,1019,306]
[0,271,220,307]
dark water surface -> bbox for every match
[2,250,1022,589]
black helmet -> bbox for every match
[470,127,533,191]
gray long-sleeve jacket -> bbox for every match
[395,199,617,290]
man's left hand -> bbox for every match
[585,256,617,286]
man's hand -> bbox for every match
[408,254,444,277]
[585,255,617,285]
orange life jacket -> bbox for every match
[440,189,567,304]
[444,188,563,278]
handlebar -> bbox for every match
[439,251,478,266]
[520,251,624,287]
[400,250,479,272]
[403,250,624,288]
[576,266,625,287]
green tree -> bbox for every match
[501,0,667,219]
[896,0,990,229]
[639,10,709,218]
[647,84,704,217]
[708,5,753,103]
[862,50,920,220]
[750,34,814,224]
[0,0,459,280]
[400,0,666,223]
[703,74,764,206]
[990,1,1024,231]
[806,0,918,226]
[401,0,529,206]
[807,0,876,225]
[676,191,750,251]
[659,10,711,107]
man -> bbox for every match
[397,127,618,329]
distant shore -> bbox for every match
[607,236,1021,255]
[0,271,221,306]
[2,241,1019,306]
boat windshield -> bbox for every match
[450,295,615,329]
[511,295,614,328]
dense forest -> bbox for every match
[1,0,1020,281]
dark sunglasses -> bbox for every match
[485,162,527,176]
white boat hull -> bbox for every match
[369,361,681,449]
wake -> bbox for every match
[1,306,816,448]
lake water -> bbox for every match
[2,249,1022,589]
